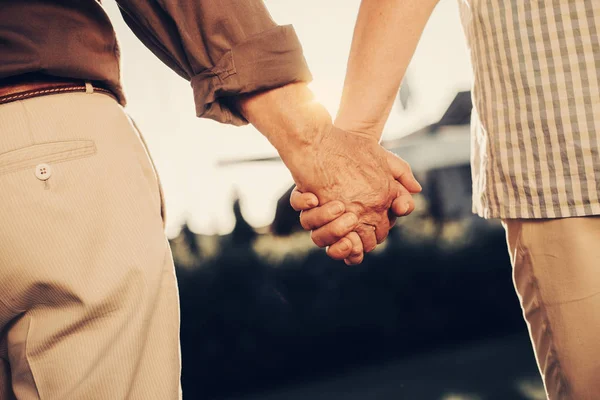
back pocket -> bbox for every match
[0,140,97,176]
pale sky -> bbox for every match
[102,0,473,238]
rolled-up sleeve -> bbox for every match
[116,1,312,125]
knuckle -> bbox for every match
[351,247,363,257]
[310,231,325,248]
[331,220,351,238]
[347,212,359,225]
[327,201,344,216]
[372,191,389,207]
[339,237,352,248]
[300,216,311,230]
[327,209,340,220]
[327,247,344,260]
[331,226,347,239]
[356,223,373,235]
[399,157,411,171]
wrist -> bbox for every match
[333,115,384,142]
[235,82,333,165]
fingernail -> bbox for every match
[403,202,411,215]
[308,198,318,207]
[340,241,350,251]
[416,181,423,191]
[334,204,344,215]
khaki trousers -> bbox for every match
[0,91,181,399]
[503,217,600,400]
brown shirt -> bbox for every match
[0,0,312,125]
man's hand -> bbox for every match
[290,150,421,265]
[287,125,418,254]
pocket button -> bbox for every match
[35,163,52,181]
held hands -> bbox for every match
[234,83,419,255]
[289,126,421,264]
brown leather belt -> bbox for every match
[0,76,117,105]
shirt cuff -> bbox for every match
[190,25,312,126]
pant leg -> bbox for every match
[503,217,600,400]
[0,92,181,399]
[0,366,11,400]
[0,349,15,400]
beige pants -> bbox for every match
[503,217,600,400]
[0,91,181,399]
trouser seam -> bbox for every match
[23,316,42,400]
[520,244,571,398]
[127,115,167,230]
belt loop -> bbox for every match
[85,81,94,94]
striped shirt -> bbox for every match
[458,0,600,219]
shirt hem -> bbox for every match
[473,202,600,220]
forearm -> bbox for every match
[335,0,439,139]
[117,0,312,125]
[234,83,332,173]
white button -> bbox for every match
[35,163,52,181]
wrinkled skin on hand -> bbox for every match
[289,125,403,252]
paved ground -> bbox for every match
[225,333,546,400]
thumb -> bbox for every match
[290,187,319,211]
[385,151,422,193]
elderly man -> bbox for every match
[295,0,600,399]
[0,1,419,399]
